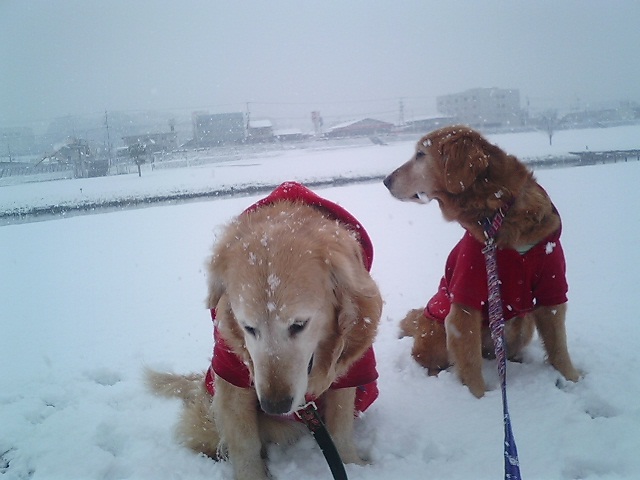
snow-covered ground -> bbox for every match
[1,125,640,479]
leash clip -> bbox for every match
[295,401,321,429]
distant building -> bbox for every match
[437,88,523,127]
[401,116,455,134]
[274,128,308,142]
[325,118,394,138]
[193,112,246,146]
[561,103,638,128]
[121,132,178,154]
[247,119,274,143]
[42,139,108,178]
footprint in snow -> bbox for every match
[556,376,620,419]
[84,368,122,386]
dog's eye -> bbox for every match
[288,320,308,336]
[415,150,426,160]
[244,325,258,337]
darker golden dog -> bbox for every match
[384,125,580,398]
[146,182,382,480]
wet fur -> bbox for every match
[146,200,382,480]
[385,125,580,398]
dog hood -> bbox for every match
[245,181,374,271]
[205,182,378,414]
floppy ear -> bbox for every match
[328,242,382,369]
[441,130,490,194]
[205,252,226,310]
[205,249,253,368]
[330,246,381,327]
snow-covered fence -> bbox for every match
[568,149,640,165]
[0,162,72,178]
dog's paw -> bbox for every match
[458,371,486,398]
[341,452,371,466]
[555,372,584,393]
[564,367,581,383]
[467,383,486,399]
[553,367,582,387]
[335,441,371,466]
[233,460,271,480]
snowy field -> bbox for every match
[3,124,640,218]
[2,126,640,480]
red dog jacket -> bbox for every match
[205,181,378,415]
[425,228,568,323]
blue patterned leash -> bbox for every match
[482,203,522,480]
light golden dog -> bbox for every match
[383,125,580,398]
[147,188,382,480]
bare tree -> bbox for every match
[540,110,559,146]
[128,143,147,177]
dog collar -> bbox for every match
[481,199,514,240]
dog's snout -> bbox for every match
[260,395,295,415]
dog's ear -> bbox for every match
[440,129,490,194]
[328,242,382,373]
[205,252,226,310]
[329,242,382,335]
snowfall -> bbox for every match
[1,125,639,480]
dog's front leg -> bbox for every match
[323,387,367,465]
[445,304,486,398]
[533,304,580,382]
[212,375,269,480]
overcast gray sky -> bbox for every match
[2,0,639,129]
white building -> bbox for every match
[437,88,523,127]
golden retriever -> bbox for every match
[146,183,382,480]
[383,125,580,398]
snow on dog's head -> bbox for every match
[206,200,382,415]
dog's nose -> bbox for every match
[260,396,294,415]
[383,174,393,189]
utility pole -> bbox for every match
[104,110,112,166]
[245,102,251,141]
[1,133,11,162]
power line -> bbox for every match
[1,95,438,128]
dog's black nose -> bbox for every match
[383,174,393,189]
[260,396,294,415]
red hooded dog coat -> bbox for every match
[205,181,378,416]
[425,227,568,324]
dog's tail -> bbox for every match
[398,308,426,339]
[144,368,206,403]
